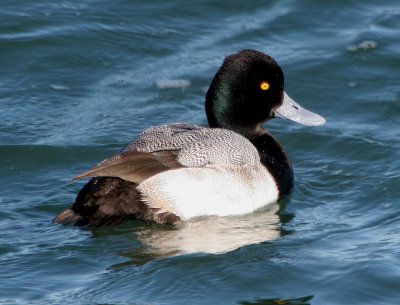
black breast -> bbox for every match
[250,133,294,197]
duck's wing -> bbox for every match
[73,150,182,184]
[62,124,266,226]
[73,123,260,183]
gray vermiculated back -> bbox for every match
[123,123,260,167]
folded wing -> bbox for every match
[73,123,260,184]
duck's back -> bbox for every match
[125,123,260,166]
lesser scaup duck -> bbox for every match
[54,50,325,226]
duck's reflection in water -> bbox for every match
[135,203,281,256]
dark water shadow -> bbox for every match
[239,295,313,305]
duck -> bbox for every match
[54,50,325,226]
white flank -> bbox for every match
[137,165,279,220]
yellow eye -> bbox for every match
[260,81,270,91]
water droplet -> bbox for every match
[155,79,191,89]
[50,84,70,91]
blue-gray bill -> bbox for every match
[274,92,326,126]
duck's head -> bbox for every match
[205,50,325,138]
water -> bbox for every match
[1,0,399,304]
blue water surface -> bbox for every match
[1,1,399,304]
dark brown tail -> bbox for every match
[53,209,83,225]
[54,176,180,227]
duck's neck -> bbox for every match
[249,130,294,197]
